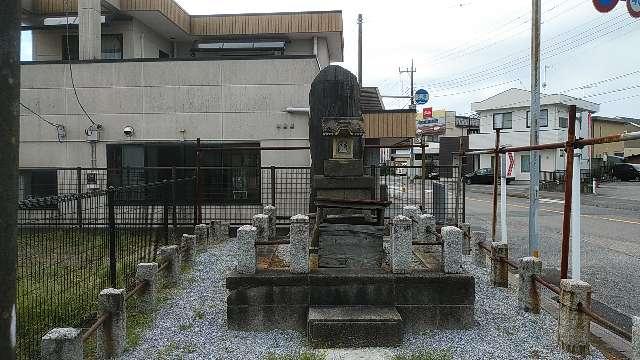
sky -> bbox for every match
[21,0,640,118]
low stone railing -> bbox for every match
[40,221,229,360]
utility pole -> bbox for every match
[0,0,20,358]
[399,60,416,110]
[529,0,542,258]
[357,14,363,86]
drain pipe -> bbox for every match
[285,107,310,115]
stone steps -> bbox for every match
[307,306,402,348]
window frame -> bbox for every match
[493,112,512,129]
[526,109,549,128]
[521,154,531,173]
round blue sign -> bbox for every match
[415,89,429,105]
[593,0,619,13]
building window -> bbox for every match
[559,117,568,128]
[20,170,58,200]
[106,143,261,204]
[526,109,549,127]
[159,49,170,58]
[521,154,530,173]
[493,112,512,129]
[62,34,123,60]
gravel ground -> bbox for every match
[123,240,605,360]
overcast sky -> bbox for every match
[22,0,640,117]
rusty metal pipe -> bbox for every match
[81,312,110,343]
[560,105,577,280]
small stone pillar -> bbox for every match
[471,231,487,268]
[96,288,126,359]
[289,214,310,273]
[558,279,592,356]
[442,226,463,273]
[181,234,196,262]
[252,214,269,243]
[263,205,277,239]
[417,214,435,242]
[210,220,230,243]
[135,262,158,313]
[237,225,257,274]
[632,316,639,360]
[490,242,509,288]
[461,223,471,255]
[41,328,83,360]
[158,245,180,286]
[391,215,412,274]
[194,224,208,247]
[402,205,420,241]
[518,257,542,313]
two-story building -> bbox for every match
[468,88,600,181]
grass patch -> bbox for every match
[392,349,453,360]
[265,351,325,360]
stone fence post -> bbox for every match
[289,214,309,273]
[135,262,158,313]
[632,316,639,360]
[263,205,277,239]
[471,231,487,268]
[41,328,83,360]
[194,224,208,247]
[518,257,542,313]
[490,242,509,288]
[181,234,196,262]
[96,288,126,359]
[402,205,420,242]
[442,226,463,274]
[210,220,229,243]
[460,223,471,255]
[237,225,257,274]
[158,245,180,286]
[252,214,269,243]
[418,214,435,243]
[391,215,412,274]
[558,279,592,356]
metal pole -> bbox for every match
[195,138,201,225]
[357,14,363,86]
[571,152,581,280]
[410,59,415,109]
[421,135,426,210]
[492,129,501,241]
[560,105,577,279]
[107,189,117,288]
[171,167,177,238]
[529,0,542,258]
[0,0,20,356]
[500,154,508,243]
[270,166,276,207]
[76,167,83,227]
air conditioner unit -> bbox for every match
[86,171,100,190]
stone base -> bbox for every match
[318,224,384,269]
[226,270,475,332]
[307,306,402,348]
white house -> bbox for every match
[468,88,600,181]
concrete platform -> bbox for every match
[307,306,402,348]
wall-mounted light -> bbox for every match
[123,125,135,137]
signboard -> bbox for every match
[507,152,515,177]
[628,0,640,17]
[454,117,480,128]
[593,0,619,13]
[423,107,433,119]
[415,89,429,105]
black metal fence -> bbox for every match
[540,170,594,193]
[16,178,193,360]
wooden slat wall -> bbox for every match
[121,0,191,33]
[191,12,343,36]
[364,112,416,139]
[33,0,77,14]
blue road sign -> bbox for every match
[593,0,619,13]
[415,89,429,105]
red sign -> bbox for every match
[423,107,433,119]
[507,152,515,177]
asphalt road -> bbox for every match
[464,185,640,318]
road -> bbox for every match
[465,186,640,318]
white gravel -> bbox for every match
[122,241,605,360]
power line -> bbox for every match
[19,102,60,127]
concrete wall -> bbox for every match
[471,104,592,181]
[20,57,319,168]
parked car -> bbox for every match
[463,168,515,185]
[612,163,640,181]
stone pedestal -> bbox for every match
[518,257,542,313]
[181,234,196,262]
[194,224,208,247]
[41,328,83,360]
[252,214,269,243]
[442,226,463,274]
[471,231,487,268]
[633,316,639,360]
[460,223,471,255]
[318,224,383,269]
[290,214,310,273]
[96,288,126,359]
[402,205,420,242]
[237,225,257,274]
[558,279,591,356]
[158,245,180,286]
[263,205,277,239]
[391,215,412,274]
[135,262,158,313]
[490,242,508,288]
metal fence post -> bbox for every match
[560,105,577,279]
[195,138,202,226]
[270,166,276,207]
[171,167,177,239]
[162,181,169,246]
[107,188,117,288]
[76,167,83,227]
[421,136,426,210]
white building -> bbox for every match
[469,88,600,181]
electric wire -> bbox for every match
[20,102,60,128]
